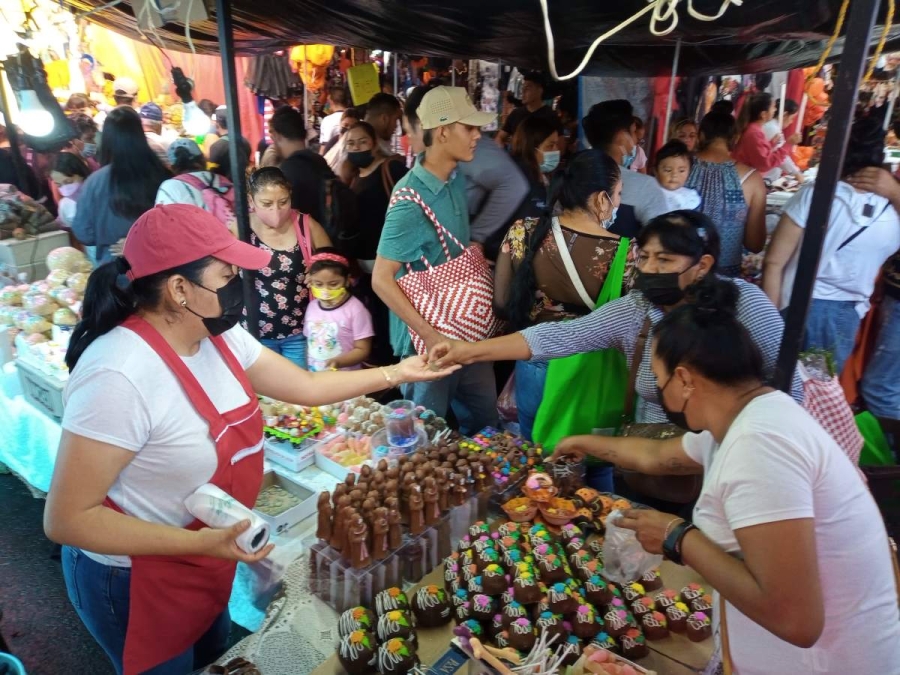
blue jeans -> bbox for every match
[862,295,900,421]
[261,333,307,369]
[515,359,549,442]
[402,361,498,435]
[62,546,232,675]
[802,298,861,375]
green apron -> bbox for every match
[532,237,630,450]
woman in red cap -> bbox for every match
[44,204,456,675]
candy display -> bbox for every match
[338,630,377,675]
[339,607,378,637]
[375,637,418,675]
[410,585,452,627]
[686,611,712,642]
[458,427,545,488]
[376,610,416,645]
[665,601,691,633]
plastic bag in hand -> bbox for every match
[601,509,663,584]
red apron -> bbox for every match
[105,315,264,675]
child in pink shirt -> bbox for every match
[303,250,374,371]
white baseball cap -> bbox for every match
[113,77,139,99]
[417,86,496,130]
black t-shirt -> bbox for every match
[350,158,408,260]
[279,149,336,221]
[0,148,40,198]
[501,105,558,137]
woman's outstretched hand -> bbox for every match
[427,339,475,369]
[396,355,461,383]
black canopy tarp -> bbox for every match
[62,0,900,77]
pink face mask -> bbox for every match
[255,205,292,229]
[58,183,82,198]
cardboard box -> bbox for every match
[252,470,316,536]
[264,436,317,473]
[0,231,71,282]
[15,358,65,421]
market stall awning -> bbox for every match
[59,0,900,76]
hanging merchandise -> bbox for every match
[245,53,302,101]
[290,45,335,90]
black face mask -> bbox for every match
[184,275,244,337]
[634,270,686,306]
[347,150,374,168]
[656,374,696,431]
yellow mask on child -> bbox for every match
[311,286,348,302]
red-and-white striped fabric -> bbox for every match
[390,187,502,355]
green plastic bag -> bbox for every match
[856,411,895,466]
[532,238,630,450]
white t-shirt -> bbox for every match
[659,186,701,212]
[619,169,670,225]
[682,391,900,674]
[62,324,263,567]
[782,182,900,316]
[319,111,344,146]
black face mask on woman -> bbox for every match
[634,269,688,306]
[656,373,697,431]
[184,275,244,336]
[347,150,374,168]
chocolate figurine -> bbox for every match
[331,496,352,550]
[423,477,440,526]
[388,504,403,549]
[348,514,371,569]
[345,473,357,488]
[372,507,390,561]
[408,484,425,535]
[316,491,333,542]
[377,459,389,472]
[438,476,451,513]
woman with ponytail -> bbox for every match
[548,277,900,674]
[494,149,630,444]
[46,204,455,675]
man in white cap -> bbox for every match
[112,77,139,108]
[373,86,499,434]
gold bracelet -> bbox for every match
[663,517,684,542]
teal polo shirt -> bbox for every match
[377,154,471,357]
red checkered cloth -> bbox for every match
[390,187,502,355]
[801,367,864,468]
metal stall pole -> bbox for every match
[214,0,259,338]
[773,0,881,391]
[661,38,682,142]
[452,61,456,87]
[393,53,399,95]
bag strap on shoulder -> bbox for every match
[389,186,466,262]
[624,316,652,421]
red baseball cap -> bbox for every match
[123,204,271,280]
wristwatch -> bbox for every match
[663,520,697,565]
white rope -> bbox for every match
[539,0,744,81]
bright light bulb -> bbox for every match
[17,90,54,137]
[183,102,211,136]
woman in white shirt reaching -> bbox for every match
[763,116,900,373]
[44,204,456,675]
[549,277,900,674]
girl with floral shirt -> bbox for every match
[246,167,332,367]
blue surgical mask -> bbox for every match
[600,194,618,230]
[81,142,97,158]
[540,150,560,174]
[622,144,637,169]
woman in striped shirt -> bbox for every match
[431,210,802,423]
